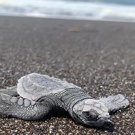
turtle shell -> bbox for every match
[17,73,80,100]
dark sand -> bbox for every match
[0,16,134,135]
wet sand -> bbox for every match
[0,16,134,135]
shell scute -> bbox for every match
[17,73,80,100]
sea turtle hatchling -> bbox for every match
[0,73,129,127]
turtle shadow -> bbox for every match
[41,107,70,120]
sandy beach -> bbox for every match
[0,16,134,135]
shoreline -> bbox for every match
[1,14,135,24]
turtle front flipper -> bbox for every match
[0,88,52,120]
[99,94,129,113]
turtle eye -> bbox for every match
[82,110,99,121]
[83,111,90,117]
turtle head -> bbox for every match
[72,99,112,127]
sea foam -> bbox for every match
[0,0,135,22]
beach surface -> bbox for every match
[0,16,134,135]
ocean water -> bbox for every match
[0,0,135,22]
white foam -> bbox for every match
[0,0,135,22]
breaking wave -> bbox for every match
[0,0,135,22]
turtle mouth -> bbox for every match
[85,117,113,127]
[72,111,113,128]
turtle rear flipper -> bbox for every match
[0,86,18,96]
[99,94,129,113]
[0,87,51,120]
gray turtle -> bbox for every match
[0,73,129,127]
